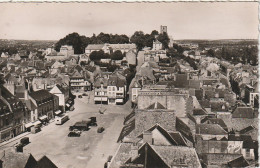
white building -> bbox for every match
[107,76,127,105]
[152,40,163,50]
[49,84,69,112]
[60,45,74,57]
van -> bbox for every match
[55,115,69,125]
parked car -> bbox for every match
[97,127,105,133]
[78,95,82,98]
[89,117,97,126]
[72,129,81,135]
[68,131,81,137]
[20,137,30,146]
[15,143,24,153]
[104,155,113,168]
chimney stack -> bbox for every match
[143,131,153,144]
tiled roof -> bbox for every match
[85,44,105,50]
[94,77,108,87]
[135,110,176,137]
[109,143,132,168]
[1,151,38,168]
[108,76,126,87]
[152,145,201,168]
[137,124,178,146]
[196,124,227,135]
[205,118,228,130]
[219,117,258,132]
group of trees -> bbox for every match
[89,50,124,61]
[130,30,170,51]
[55,32,130,54]
[55,30,170,54]
[207,46,258,66]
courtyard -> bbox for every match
[0,92,131,168]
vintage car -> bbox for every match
[20,137,30,146]
[68,131,81,137]
[97,127,105,133]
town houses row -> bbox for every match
[108,47,259,167]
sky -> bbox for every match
[0,2,258,40]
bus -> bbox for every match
[55,115,69,125]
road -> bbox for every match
[0,92,131,168]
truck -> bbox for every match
[69,117,97,131]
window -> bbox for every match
[246,149,250,158]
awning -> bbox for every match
[39,115,48,121]
[25,122,34,128]
[55,110,62,115]
[33,121,42,126]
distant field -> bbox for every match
[175,39,258,48]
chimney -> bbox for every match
[130,144,138,159]
[24,89,29,100]
[143,131,153,144]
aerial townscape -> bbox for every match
[0,2,258,168]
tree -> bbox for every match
[89,50,107,61]
[111,50,124,60]
[130,31,146,51]
[207,49,215,57]
[157,32,170,49]
[97,32,110,43]
[55,32,88,54]
[151,30,159,36]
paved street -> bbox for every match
[0,92,131,168]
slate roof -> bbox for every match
[168,131,188,146]
[210,100,228,112]
[232,107,255,119]
[123,110,135,125]
[239,125,256,134]
[193,108,207,115]
[29,90,54,102]
[37,155,58,168]
[227,156,249,168]
[175,117,194,143]
[146,102,166,110]
[196,124,227,135]
[117,119,135,142]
